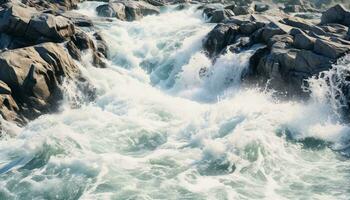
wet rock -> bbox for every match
[96,2,126,19]
[71,29,94,51]
[232,5,254,16]
[261,22,292,43]
[96,0,160,21]
[203,23,239,57]
[66,40,82,61]
[209,9,234,23]
[0,42,84,121]
[314,39,350,59]
[0,4,75,44]
[93,32,109,58]
[59,11,93,27]
[292,30,316,50]
[254,3,269,13]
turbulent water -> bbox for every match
[0,2,350,200]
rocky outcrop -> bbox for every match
[320,4,350,26]
[96,0,160,21]
[0,0,107,126]
[202,4,350,97]
[0,42,90,124]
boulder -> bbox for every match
[96,0,160,21]
[254,3,269,12]
[26,13,75,42]
[320,4,350,26]
[202,23,239,57]
[96,2,126,19]
[232,6,254,16]
[313,39,350,59]
[22,0,80,11]
[59,11,94,27]
[281,17,326,36]
[0,42,82,121]
[292,30,316,50]
[209,9,234,23]
[0,4,75,44]
[0,3,36,37]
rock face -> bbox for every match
[0,43,83,124]
[0,1,105,126]
[202,4,350,98]
[321,4,350,26]
[0,3,75,48]
[96,0,160,21]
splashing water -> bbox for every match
[0,2,350,200]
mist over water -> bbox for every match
[0,2,350,200]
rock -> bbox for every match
[0,81,11,95]
[267,34,294,49]
[321,4,350,26]
[293,30,316,50]
[254,3,269,12]
[96,2,126,19]
[22,0,80,11]
[209,9,234,23]
[239,22,260,35]
[314,39,350,59]
[71,29,94,51]
[203,23,239,57]
[281,17,326,36]
[294,50,332,73]
[123,0,160,21]
[96,0,160,21]
[321,24,349,38]
[0,4,75,44]
[26,13,75,42]
[232,6,254,16]
[0,3,36,37]
[283,0,316,13]
[93,32,109,58]
[0,42,82,121]
[66,40,82,61]
[59,11,94,27]
[261,22,291,43]
[0,93,20,123]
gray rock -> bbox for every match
[314,39,350,59]
[59,11,94,27]
[281,17,326,36]
[0,4,75,43]
[96,2,126,19]
[209,9,234,23]
[254,3,269,12]
[96,0,160,21]
[203,23,239,57]
[232,6,254,16]
[0,4,36,37]
[26,13,75,42]
[321,4,350,26]
[293,31,316,50]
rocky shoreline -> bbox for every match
[0,0,350,127]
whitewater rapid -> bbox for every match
[0,2,350,200]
